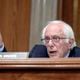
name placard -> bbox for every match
[0,52,29,59]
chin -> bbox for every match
[49,55,60,58]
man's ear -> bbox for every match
[68,38,74,48]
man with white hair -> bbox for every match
[29,20,80,58]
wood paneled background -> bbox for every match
[58,0,80,47]
[0,0,31,51]
[0,0,80,51]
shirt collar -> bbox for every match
[64,51,70,58]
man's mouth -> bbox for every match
[49,51,57,53]
[48,51,58,58]
[49,51,57,56]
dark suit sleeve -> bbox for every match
[2,47,7,52]
[69,46,80,57]
[28,44,49,58]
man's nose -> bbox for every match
[48,40,54,46]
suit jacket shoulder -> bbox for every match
[69,46,80,57]
[29,44,49,58]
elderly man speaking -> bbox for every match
[29,20,80,58]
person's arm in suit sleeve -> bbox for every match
[0,43,7,52]
[0,32,7,52]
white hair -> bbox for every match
[41,20,76,49]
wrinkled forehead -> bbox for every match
[45,23,65,36]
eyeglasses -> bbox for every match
[41,35,69,44]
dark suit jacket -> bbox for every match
[29,44,80,58]
[2,47,7,52]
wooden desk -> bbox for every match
[0,58,80,80]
